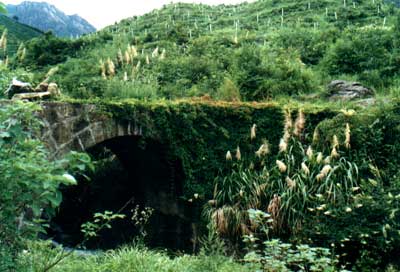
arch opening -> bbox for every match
[48,136,193,251]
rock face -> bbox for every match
[6,1,96,37]
[326,80,374,100]
[5,78,34,98]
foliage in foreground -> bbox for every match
[244,210,338,272]
[0,101,92,271]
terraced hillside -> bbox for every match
[18,0,400,101]
[0,14,42,55]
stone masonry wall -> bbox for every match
[38,102,142,157]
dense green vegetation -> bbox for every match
[1,98,398,271]
[11,0,400,101]
[0,101,93,271]
[1,0,400,271]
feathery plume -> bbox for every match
[332,135,339,149]
[236,146,241,161]
[107,58,115,77]
[316,152,323,164]
[345,123,351,149]
[123,72,128,81]
[16,43,26,62]
[301,162,310,176]
[152,47,159,58]
[256,142,269,157]
[136,60,141,71]
[268,194,281,231]
[146,54,150,65]
[293,109,305,137]
[226,151,232,161]
[284,109,293,141]
[20,48,26,62]
[276,160,287,173]
[317,165,332,181]
[321,165,332,176]
[117,49,123,65]
[312,128,319,143]
[100,59,107,79]
[306,146,313,160]
[132,45,138,57]
[286,176,296,189]
[45,67,59,79]
[279,138,288,153]
[249,162,255,170]
[250,124,256,140]
[324,156,331,165]
[316,173,324,181]
[124,50,131,64]
[0,29,7,51]
[159,49,166,60]
[331,147,339,159]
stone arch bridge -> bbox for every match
[35,101,191,251]
[39,101,143,158]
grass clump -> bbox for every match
[16,241,250,272]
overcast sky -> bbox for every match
[3,0,251,29]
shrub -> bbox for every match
[216,77,241,101]
[0,101,92,270]
[272,27,339,65]
[321,26,399,89]
[204,107,400,270]
[205,109,360,241]
[232,46,318,100]
[103,78,160,100]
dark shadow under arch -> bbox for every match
[49,136,193,251]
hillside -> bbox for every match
[0,14,42,55]
[6,1,96,37]
[17,0,400,101]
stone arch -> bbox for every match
[39,102,193,251]
[39,102,142,158]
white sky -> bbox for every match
[3,0,251,29]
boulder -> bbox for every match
[34,82,49,92]
[326,80,374,101]
[5,78,61,100]
[48,83,61,97]
[5,78,34,99]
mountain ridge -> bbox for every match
[6,1,96,37]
